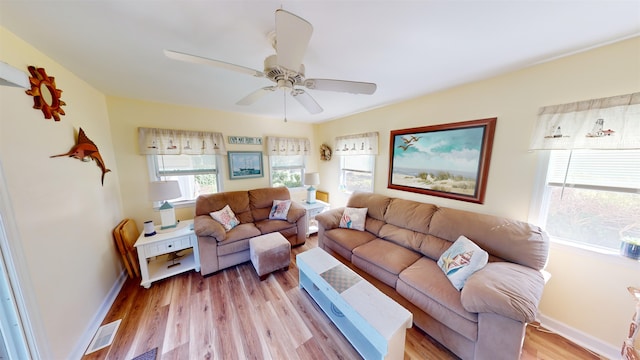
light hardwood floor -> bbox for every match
[83,236,601,360]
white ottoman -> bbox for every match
[249,232,291,281]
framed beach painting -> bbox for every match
[228,151,264,179]
[388,118,497,204]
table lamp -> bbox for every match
[149,180,181,229]
[304,172,320,204]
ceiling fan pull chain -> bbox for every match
[283,90,287,122]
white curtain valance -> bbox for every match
[529,92,640,150]
[266,136,310,156]
[138,127,227,155]
[334,132,379,155]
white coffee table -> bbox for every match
[297,247,412,360]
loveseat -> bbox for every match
[194,187,307,276]
[315,192,549,360]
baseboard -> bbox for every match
[68,271,127,360]
[537,313,620,359]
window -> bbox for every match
[269,155,305,188]
[536,149,640,251]
[148,154,221,205]
[340,155,375,193]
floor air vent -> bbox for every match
[85,319,121,355]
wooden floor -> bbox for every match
[83,236,601,360]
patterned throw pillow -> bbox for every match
[437,235,489,291]
[269,199,292,220]
[339,207,368,231]
[210,204,240,231]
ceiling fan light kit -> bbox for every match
[164,8,377,116]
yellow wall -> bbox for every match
[106,96,316,228]
[315,37,640,352]
[0,27,123,359]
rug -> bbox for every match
[131,347,157,360]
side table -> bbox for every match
[298,200,330,236]
[134,219,200,288]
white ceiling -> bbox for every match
[1,1,639,123]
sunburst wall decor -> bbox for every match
[25,66,66,121]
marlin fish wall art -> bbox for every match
[50,127,111,185]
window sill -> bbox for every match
[172,200,195,208]
[154,200,195,210]
[549,237,640,266]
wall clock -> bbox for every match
[25,66,66,121]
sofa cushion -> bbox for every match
[322,227,377,260]
[221,223,261,245]
[384,198,438,234]
[438,236,489,291]
[249,187,290,221]
[269,199,291,220]
[461,262,545,323]
[346,192,391,222]
[378,223,428,253]
[339,207,368,231]
[429,207,549,270]
[254,218,297,237]
[210,205,240,231]
[418,234,452,261]
[195,191,253,224]
[352,239,421,287]
[398,257,479,341]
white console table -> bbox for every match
[298,200,330,236]
[134,219,200,288]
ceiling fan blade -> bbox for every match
[275,9,313,72]
[236,86,277,106]
[291,89,323,114]
[304,79,377,95]
[164,49,264,77]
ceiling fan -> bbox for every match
[164,9,377,115]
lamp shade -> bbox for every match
[148,181,181,201]
[304,172,320,186]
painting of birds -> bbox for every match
[400,135,422,149]
[50,127,111,185]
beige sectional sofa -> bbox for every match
[315,192,549,360]
[194,187,307,276]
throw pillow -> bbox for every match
[209,204,240,231]
[339,207,368,231]
[437,235,489,291]
[269,199,292,220]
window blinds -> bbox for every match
[547,149,640,193]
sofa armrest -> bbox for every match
[194,214,226,242]
[316,208,344,231]
[287,201,306,223]
[460,262,544,323]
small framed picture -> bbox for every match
[228,151,264,179]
